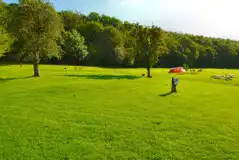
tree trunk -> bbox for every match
[146,56,151,78]
[76,58,80,70]
[33,62,40,77]
[147,66,151,78]
[33,53,40,77]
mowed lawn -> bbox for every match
[0,65,239,160]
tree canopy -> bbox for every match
[6,0,63,76]
[0,27,12,57]
[62,29,88,66]
[1,5,239,71]
[0,0,12,57]
[135,26,167,77]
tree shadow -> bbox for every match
[159,92,173,97]
[64,74,141,80]
[0,76,33,83]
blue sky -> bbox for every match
[4,0,239,40]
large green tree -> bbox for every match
[79,22,125,66]
[59,11,84,31]
[179,36,199,67]
[62,29,88,66]
[7,0,63,76]
[98,26,125,66]
[0,27,12,57]
[0,0,12,57]
[78,21,104,65]
[0,0,6,24]
[88,12,100,22]
[135,26,167,77]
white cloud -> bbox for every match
[51,0,239,39]
[120,0,144,5]
[118,0,239,39]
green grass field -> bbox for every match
[0,65,239,160]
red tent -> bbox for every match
[169,67,186,73]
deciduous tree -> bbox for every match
[62,30,88,66]
[7,0,63,76]
[135,26,167,77]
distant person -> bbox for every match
[171,77,179,93]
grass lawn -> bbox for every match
[0,65,239,160]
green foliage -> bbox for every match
[62,30,88,65]
[6,0,63,76]
[182,63,189,70]
[0,27,12,57]
[57,10,239,69]
[0,0,5,25]
[77,21,125,66]
[179,36,199,67]
[88,12,100,22]
[1,5,239,69]
[0,1,12,57]
[79,21,104,44]
[135,26,167,76]
[8,0,63,60]
[59,11,85,31]
[96,26,125,66]
[100,14,112,26]
[77,21,104,64]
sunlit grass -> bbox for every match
[0,65,239,159]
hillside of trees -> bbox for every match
[1,0,239,72]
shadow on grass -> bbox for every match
[64,74,141,80]
[160,92,173,97]
[0,76,33,83]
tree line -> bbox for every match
[0,0,239,77]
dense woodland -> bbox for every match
[1,0,239,76]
